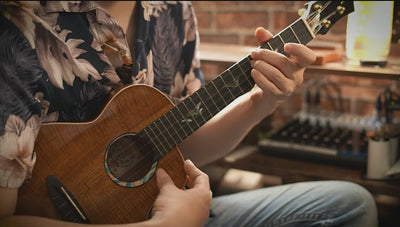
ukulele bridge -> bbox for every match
[46,175,90,223]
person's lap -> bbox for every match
[205,180,377,227]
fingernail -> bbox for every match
[284,43,292,53]
[250,51,257,59]
[250,60,255,67]
[251,49,260,54]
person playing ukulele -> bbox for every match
[0,1,377,226]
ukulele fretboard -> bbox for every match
[140,17,314,157]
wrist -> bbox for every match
[248,88,279,121]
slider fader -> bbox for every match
[258,112,380,168]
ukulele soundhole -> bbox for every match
[104,133,157,187]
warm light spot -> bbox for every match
[345,1,394,64]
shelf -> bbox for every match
[217,145,400,197]
[306,57,400,80]
[199,43,254,64]
[199,43,400,80]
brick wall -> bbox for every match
[193,1,321,46]
[192,1,400,137]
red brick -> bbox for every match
[191,1,217,7]
[199,34,239,45]
[328,75,393,88]
[196,12,212,29]
[200,62,231,83]
[328,16,348,34]
[340,85,381,102]
[356,100,376,116]
[216,12,269,30]
[193,1,397,123]
[244,34,260,46]
[192,1,239,7]
[237,1,286,6]
[389,44,400,57]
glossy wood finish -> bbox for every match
[14,2,354,222]
[16,84,186,224]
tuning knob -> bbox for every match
[322,19,331,28]
[337,5,345,14]
[313,4,322,12]
[298,8,306,16]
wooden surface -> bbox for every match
[199,43,400,80]
[217,145,400,197]
[305,56,400,79]
[16,84,186,224]
[199,43,255,64]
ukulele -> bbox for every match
[16,1,354,224]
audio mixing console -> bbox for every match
[258,112,377,168]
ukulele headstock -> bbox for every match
[300,1,354,35]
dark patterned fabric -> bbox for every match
[0,1,203,188]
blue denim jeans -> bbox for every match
[205,181,377,227]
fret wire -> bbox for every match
[227,69,245,94]
[188,96,207,123]
[242,56,253,71]
[281,28,300,45]
[150,121,167,146]
[300,18,316,39]
[164,110,187,143]
[215,72,245,105]
[161,114,183,143]
[267,42,273,50]
[181,101,201,128]
[236,60,253,86]
[140,136,161,160]
[270,36,285,55]
[203,86,221,112]
[236,59,255,93]
[237,76,254,94]
[215,76,236,104]
[293,19,314,44]
[206,79,228,111]
[143,127,165,156]
[198,84,227,117]
[134,16,318,161]
[231,75,251,95]
[154,118,176,149]
[289,26,302,44]
[175,105,195,134]
[169,107,189,138]
[210,80,228,106]
[147,123,169,155]
[219,73,236,100]
[278,34,285,45]
[194,91,213,119]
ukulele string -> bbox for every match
[107,63,252,185]
[135,58,254,160]
[305,1,331,25]
[136,15,312,161]
[132,1,331,171]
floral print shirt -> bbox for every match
[0,1,203,188]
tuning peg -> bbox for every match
[337,5,345,15]
[313,4,322,12]
[298,8,306,16]
[322,19,331,28]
